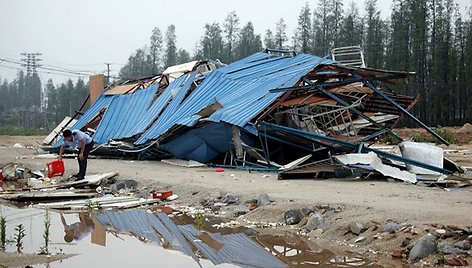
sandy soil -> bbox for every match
[0,252,75,267]
[1,135,472,266]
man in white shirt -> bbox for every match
[60,212,94,243]
[59,129,94,180]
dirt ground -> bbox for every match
[0,252,74,268]
[1,135,471,266]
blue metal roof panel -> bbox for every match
[92,86,157,144]
[135,52,335,145]
[124,75,187,138]
[209,59,325,127]
[135,71,227,144]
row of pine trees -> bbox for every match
[1,0,471,130]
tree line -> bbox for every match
[1,0,471,132]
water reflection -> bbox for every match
[0,204,386,268]
[256,234,383,267]
[60,213,94,243]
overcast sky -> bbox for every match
[0,0,470,84]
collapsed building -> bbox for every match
[43,49,463,182]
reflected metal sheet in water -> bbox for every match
[0,205,389,268]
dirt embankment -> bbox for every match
[1,135,472,266]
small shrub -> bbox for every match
[381,134,401,145]
[0,216,6,251]
[39,210,51,255]
[193,209,205,229]
[411,128,457,144]
[14,224,26,253]
[84,200,102,212]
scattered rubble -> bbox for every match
[284,209,303,225]
[305,213,325,232]
[257,193,271,206]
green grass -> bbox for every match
[411,128,458,144]
[0,126,49,136]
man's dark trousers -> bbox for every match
[77,141,94,180]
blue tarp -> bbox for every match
[160,122,254,163]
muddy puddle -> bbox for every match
[0,204,392,267]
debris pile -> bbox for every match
[38,49,468,186]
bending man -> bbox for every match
[59,129,94,180]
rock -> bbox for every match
[213,202,227,207]
[202,191,223,207]
[401,237,412,248]
[242,228,258,237]
[301,207,313,216]
[305,213,324,232]
[325,208,336,217]
[392,249,403,258]
[110,180,137,194]
[284,209,303,225]
[312,228,324,236]
[447,257,468,266]
[438,243,461,255]
[230,204,250,217]
[442,230,456,239]
[110,179,138,192]
[297,216,308,227]
[349,223,365,235]
[454,240,471,250]
[408,235,437,262]
[383,222,401,233]
[319,204,330,209]
[435,229,446,235]
[222,193,239,205]
[257,193,270,206]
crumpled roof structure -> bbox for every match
[48,49,460,180]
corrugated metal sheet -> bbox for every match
[155,212,199,262]
[96,210,161,243]
[94,209,286,268]
[179,224,287,268]
[135,52,334,145]
[92,85,158,144]
[135,70,201,144]
[95,209,198,263]
[125,75,188,138]
[52,94,113,147]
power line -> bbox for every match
[0,57,97,76]
[0,63,88,79]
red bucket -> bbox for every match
[46,160,65,178]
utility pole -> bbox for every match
[20,53,42,128]
[21,53,42,76]
[105,62,111,85]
